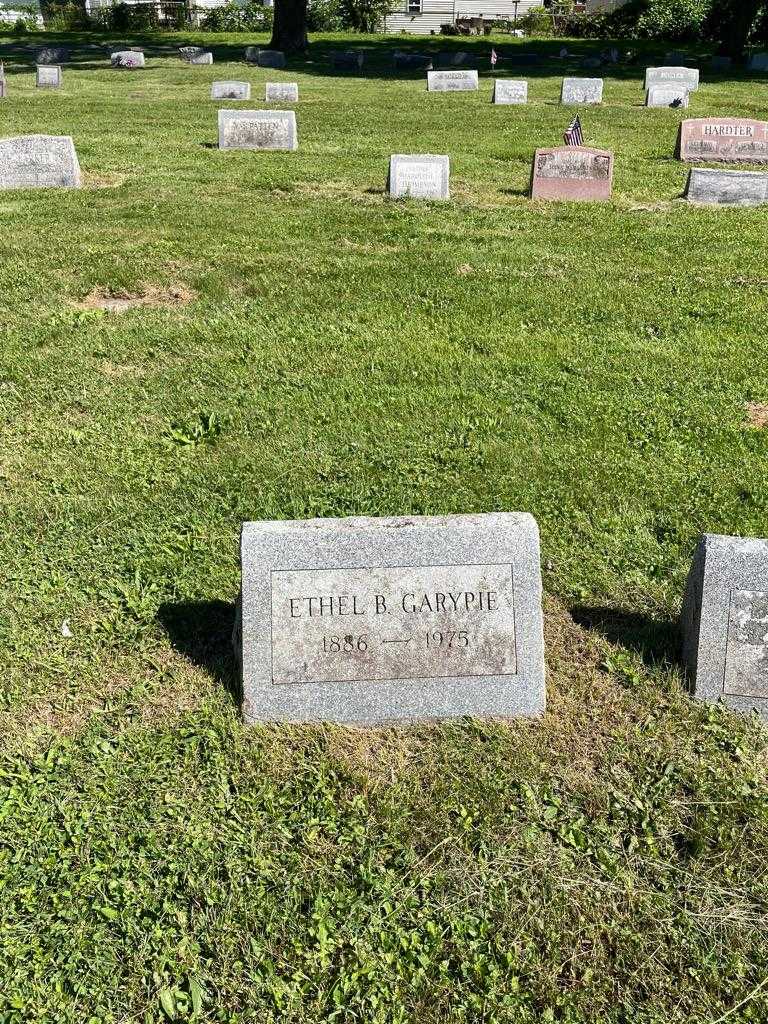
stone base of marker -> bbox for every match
[645,66,699,92]
[266,82,298,103]
[111,51,145,69]
[646,85,689,108]
[561,76,603,104]
[531,146,613,202]
[245,48,286,68]
[685,167,768,206]
[683,534,768,718]
[0,135,81,189]
[236,512,545,725]
[388,154,449,200]
[212,81,251,101]
[427,69,478,92]
[36,65,62,88]
[493,79,527,104]
[678,118,768,163]
[218,109,298,151]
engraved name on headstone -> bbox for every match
[679,118,768,163]
[646,84,689,107]
[388,154,449,199]
[427,69,479,92]
[218,109,298,151]
[531,146,613,201]
[36,64,61,88]
[493,79,528,104]
[561,77,603,104]
[111,50,145,68]
[265,82,299,102]
[645,66,699,91]
[685,167,768,206]
[236,513,545,724]
[211,81,251,100]
[683,534,768,717]
[0,134,81,189]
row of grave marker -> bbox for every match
[233,513,768,724]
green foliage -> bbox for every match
[338,0,392,32]
[519,5,553,37]
[43,2,89,30]
[201,0,273,33]
[439,21,460,35]
[307,0,344,32]
[635,0,712,40]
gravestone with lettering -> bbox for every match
[682,534,768,718]
[645,66,699,91]
[388,154,449,199]
[748,52,768,72]
[211,81,251,100]
[646,84,689,107]
[218,109,297,151]
[493,79,528,104]
[679,118,768,163]
[531,146,613,201]
[265,81,298,103]
[685,167,768,207]
[36,46,69,65]
[332,50,364,71]
[561,77,603,104]
[111,50,145,68]
[0,135,81,189]
[427,69,479,92]
[36,64,61,88]
[245,48,286,68]
[236,512,545,724]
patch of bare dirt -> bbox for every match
[76,284,195,313]
[746,402,768,429]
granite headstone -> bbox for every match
[211,81,251,100]
[111,50,145,68]
[331,50,364,71]
[218,109,298,150]
[0,134,81,189]
[531,146,613,202]
[645,66,699,91]
[245,48,286,68]
[388,154,449,199]
[493,79,527,104]
[646,84,689,107]
[265,81,298,102]
[561,77,603,104]
[685,167,768,206]
[427,69,479,92]
[679,118,768,163]
[36,64,61,88]
[190,52,213,65]
[36,46,69,65]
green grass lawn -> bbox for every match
[1,29,768,1023]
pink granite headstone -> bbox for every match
[531,146,613,202]
[678,118,768,164]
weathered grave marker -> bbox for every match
[0,134,81,189]
[678,118,768,163]
[685,167,768,206]
[245,48,286,68]
[388,154,449,199]
[531,146,613,202]
[36,46,69,65]
[179,46,205,61]
[682,534,768,718]
[561,77,603,104]
[236,512,546,724]
[645,66,699,91]
[493,79,528,104]
[218,109,297,151]
[265,81,298,103]
[646,84,689,107]
[427,69,479,92]
[211,81,251,100]
[332,50,364,71]
[111,50,145,69]
[190,52,213,65]
[36,65,61,88]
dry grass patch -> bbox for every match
[76,283,195,313]
[746,402,768,429]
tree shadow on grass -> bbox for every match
[571,604,681,673]
[157,598,241,706]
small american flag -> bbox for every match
[563,115,583,146]
[490,48,498,68]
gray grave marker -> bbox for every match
[393,51,433,71]
[645,66,699,91]
[245,48,286,68]
[427,69,478,92]
[332,50,365,71]
[685,167,768,206]
[646,84,689,107]
[493,79,527,104]
[218,109,297,151]
[36,46,69,65]
[388,154,449,199]
[36,64,61,88]
[211,81,251,100]
[236,512,545,724]
[748,52,768,71]
[179,46,205,61]
[561,77,603,104]
[191,52,213,65]
[0,134,80,189]
[683,534,768,718]
[265,81,298,103]
[111,50,145,69]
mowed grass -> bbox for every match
[1,29,768,1023]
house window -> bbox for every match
[408,0,421,12]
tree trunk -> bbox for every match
[716,0,762,59]
[270,0,308,54]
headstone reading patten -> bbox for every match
[644,66,699,92]
[212,81,251,100]
[561,77,603,105]
[388,154,449,200]
[679,119,768,164]
[683,534,768,718]
[646,85,689,108]
[111,51,145,69]
[36,65,62,88]
[493,79,527,105]
[236,512,545,724]
[531,146,613,202]
[685,168,768,207]
[0,135,81,189]
[218,109,297,151]
[265,82,298,103]
[427,69,479,92]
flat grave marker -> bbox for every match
[236,512,545,724]
[265,81,298,103]
[679,118,768,163]
[36,65,61,88]
[218,109,297,151]
[427,69,479,92]
[211,81,251,100]
[685,167,768,206]
[561,77,603,104]
[645,66,699,92]
[0,134,81,189]
[531,146,613,201]
[493,79,528,104]
[388,154,449,200]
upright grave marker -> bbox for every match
[265,82,298,103]
[179,46,205,61]
[111,51,145,69]
[190,52,213,65]
[683,534,768,718]
[236,513,545,724]
[645,66,699,92]
[211,81,251,100]
[561,77,603,105]
[332,50,365,71]
[388,154,449,200]
[36,65,61,88]
[245,48,286,68]
[427,69,479,92]
[685,167,768,207]
[0,135,81,189]
[218,109,297,151]
[679,118,768,163]
[493,79,528,104]
[36,46,69,65]
[646,85,689,107]
[531,146,613,201]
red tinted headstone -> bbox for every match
[679,118,768,163]
[530,146,613,202]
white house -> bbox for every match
[385,0,540,36]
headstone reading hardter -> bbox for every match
[236,513,545,724]
[561,77,603,104]
[679,118,768,163]
[646,85,689,108]
[111,50,145,69]
[493,79,528,104]
[388,154,449,200]
[427,69,479,92]
[218,109,297,151]
[0,135,81,189]
[645,66,699,92]
[683,534,768,718]
[685,168,768,207]
[531,146,613,201]
[265,82,298,103]
[211,81,251,101]
[36,65,61,88]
